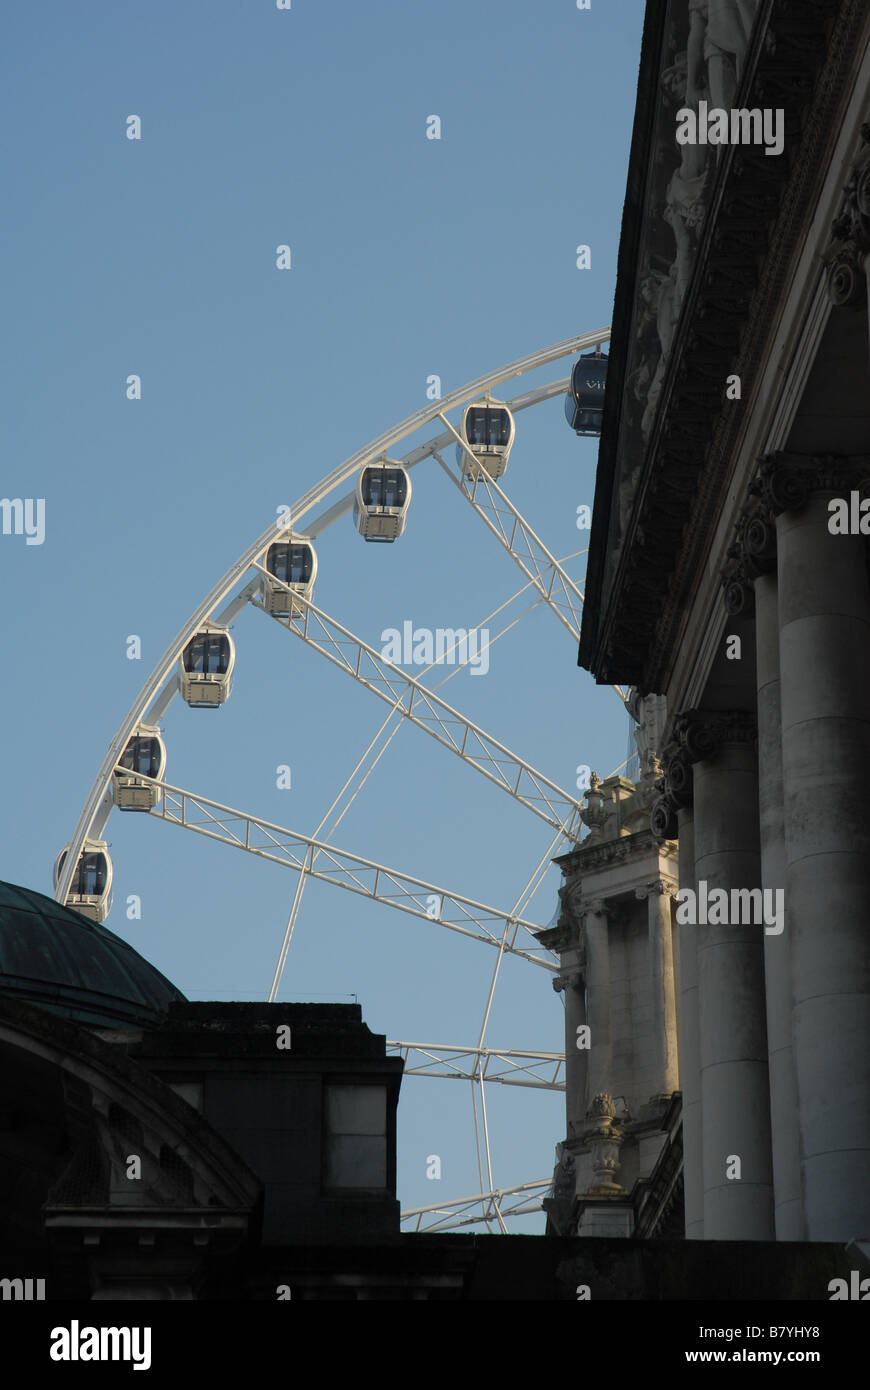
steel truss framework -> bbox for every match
[400,1179,552,1233]
[127,769,557,971]
[58,330,615,1233]
[387,1041,564,1091]
[251,571,583,841]
[437,417,585,637]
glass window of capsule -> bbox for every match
[56,847,108,897]
[75,852,107,896]
[183,632,231,675]
[566,352,607,435]
[361,467,407,508]
[267,542,314,585]
[464,406,511,448]
[118,735,162,778]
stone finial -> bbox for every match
[583,1093,625,1196]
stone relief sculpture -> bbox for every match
[637,48,714,445]
[630,691,668,781]
[639,266,683,440]
[613,0,762,545]
[687,0,760,112]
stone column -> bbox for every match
[652,749,703,1237]
[757,452,870,1240]
[724,511,803,1238]
[582,900,611,1106]
[676,709,775,1240]
[557,969,588,1138]
[636,880,679,1100]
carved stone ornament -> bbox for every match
[827,120,870,307]
[552,969,584,995]
[827,245,866,309]
[555,873,586,938]
[553,1148,576,1200]
[582,899,607,919]
[583,1092,625,1195]
[722,503,777,614]
[751,452,870,516]
[673,708,757,764]
[650,793,678,842]
[650,741,694,841]
[636,879,677,901]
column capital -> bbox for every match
[826,120,870,307]
[750,452,870,517]
[673,708,757,764]
[635,879,677,901]
[721,504,778,615]
[582,898,607,919]
[650,742,694,841]
[552,969,584,993]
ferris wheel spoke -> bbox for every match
[250,576,582,839]
[433,424,586,640]
[267,581,560,999]
[132,771,557,968]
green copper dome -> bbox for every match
[0,880,186,1028]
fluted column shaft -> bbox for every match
[689,717,774,1240]
[583,902,611,1105]
[775,488,870,1239]
[754,570,803,1239]
[676,807,704,1239]
[641,882,679,1098]
[563,972,588,1136]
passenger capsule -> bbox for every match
[565,350,608,436]
[261,537,317,616]
[455,400,515,480]
[179,624,235,708]
[54,840,113,922]
[113,725,166,811]
[354,459,411,542]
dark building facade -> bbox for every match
[0,879,861,1298]
[576,0,870,1246]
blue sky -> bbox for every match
[2,0,646,1230]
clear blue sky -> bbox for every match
[2,0,646,1230]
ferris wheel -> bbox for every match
[54,328,625,1234]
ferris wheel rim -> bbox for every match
[56,329,610,901]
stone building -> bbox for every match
[571,0,870,1245]
[540,698,685,1240]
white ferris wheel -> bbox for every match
[54,327,627,1234]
